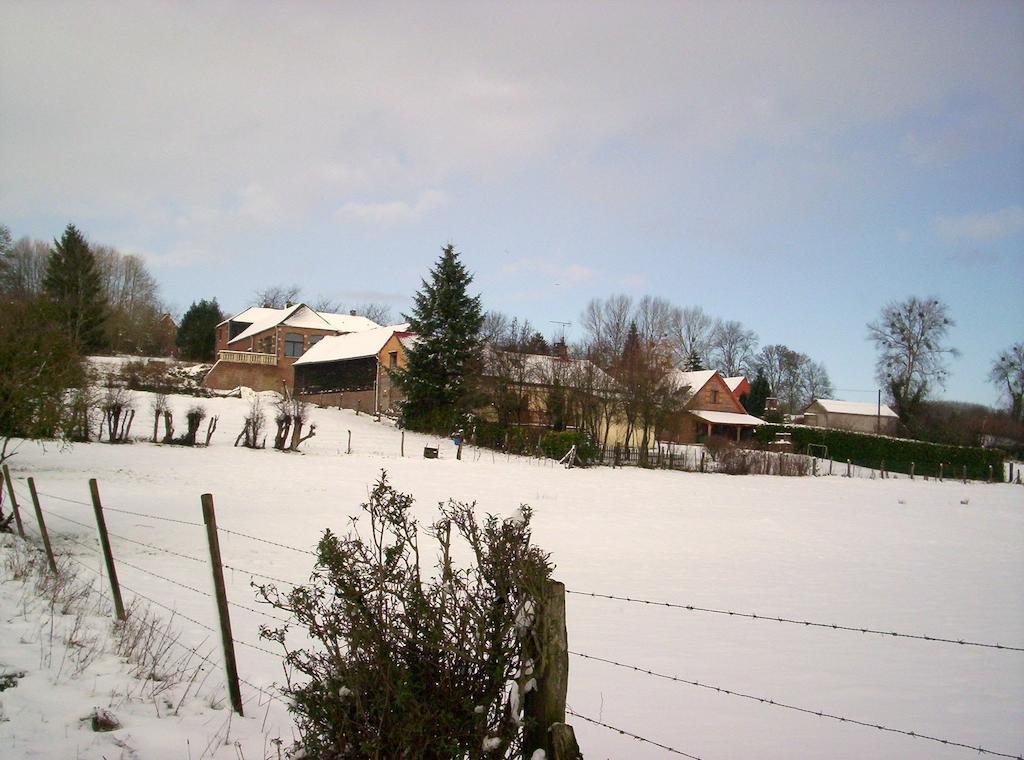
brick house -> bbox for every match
[662,369,766,443]
[292,324,415,414]
[203,304,379,393]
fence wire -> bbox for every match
[566,589,1024,652]
[566,707,704,758]
[570,651,1024,759]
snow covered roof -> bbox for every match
[808,399,899,418]
[689,409,766,426]
[225,304,380,345]
[723,376,748,393]
[293,324,411,366]
[669,369,718,396]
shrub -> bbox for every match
[755,424,1004,480]
[539,430,598,463]
[258,473,551,759]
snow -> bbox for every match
[1,390,1022,759]
[723,375,748,393]
[293,323,410,366]
[689,409,767,426]
[810,398,900,418]
[226,304,380,346]
[669,369,718,397]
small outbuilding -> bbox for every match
[802,398,899,436]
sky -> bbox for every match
[1,1,1022,407]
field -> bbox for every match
[2,389,1022,759]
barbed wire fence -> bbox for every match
[3,467,1022,759]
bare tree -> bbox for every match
[309,294,345,313]
[673,306,716,370]
[799,358,834,407]
[0,236,49,299]
[254,284,302,309]
[989,342,1024,422]
[867,296,958,422]
[358,302,393,325]
[580,294,632,369]
[94,245,165,353]
[709,320,758,376]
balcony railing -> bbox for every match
[218,350,277,366]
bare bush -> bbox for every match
[273,397,316,451]
[100,386,135,443]
[235,395,267,448]
[257,473,551,759]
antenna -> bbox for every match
[549,320,571,341]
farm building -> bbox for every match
[203,303,379,393]
[802,398,900,436]
[292,324,415,414]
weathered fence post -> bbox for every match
[27,478,57,573]
[347,430,352,455]
[89,479,126,621]
[939,462,944,482]
[812,458,818,476]
[201,494,244,717]
[457,439,463,461]
[961,465,967,484]
[700,451,706,473]
[910,462,915,480]
[2,464,26,538]
[988,465,993,483]
[524,579,579,760]
[401,431,405,457]
[668,448,674,470]
[846,459,851,478]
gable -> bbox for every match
[684,372,746,413]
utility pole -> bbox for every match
[877,388,881,435]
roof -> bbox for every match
[807,399,899,418]
[669,369,717,397]
[482,347,616,386]
[689,409,766,426]
[723,376,748,393]
[293,324,411,366]
[225,304,380,345]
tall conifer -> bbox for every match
[398,245,483,430]
[44,224,107,352]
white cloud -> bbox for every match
[936,206,1024,243]
[336,189,447,225]
[499,258,597,288]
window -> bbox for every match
[710,389,719,404]
[284,332,304,357]
[389,351,398,369]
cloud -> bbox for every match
[336,190,447,225]
[935,206,1024,243]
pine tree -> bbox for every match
[682,348,704,371]
[743,370,771,417]
[44,224,107,353]
[176,299,224,361]
[397,245,483,431]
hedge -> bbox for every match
[754,424,1005,481]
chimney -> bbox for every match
[349,309,357,316]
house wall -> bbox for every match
[804,403,899,435]
[686,374,746,414]
[203,361,288,392]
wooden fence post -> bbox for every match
[910,462,915,480]
[401,431,405,457]
[2,464,26,538]
[700,451,706,473]
[939,462,944,482]
[524,579,578,760]
[988,465,993,483]
[457,439,463,461]
[27,478,57,573]
[88,479,126,621]
[880,460,886,479]
[846,459,851,478]
[961,465,967,484]
[201,494,244,716]
[347,430,352,455]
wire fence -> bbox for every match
[3,469,1022,759]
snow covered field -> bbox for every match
[2,389,1022,759]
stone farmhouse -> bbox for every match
[203,304,380,394]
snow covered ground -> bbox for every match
[2,389,1022,759]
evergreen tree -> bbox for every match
[397,245,483,431]
[682,348,705,371]
[743,370,771,417]
[44,224,107,352]
[176,299,223,361]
